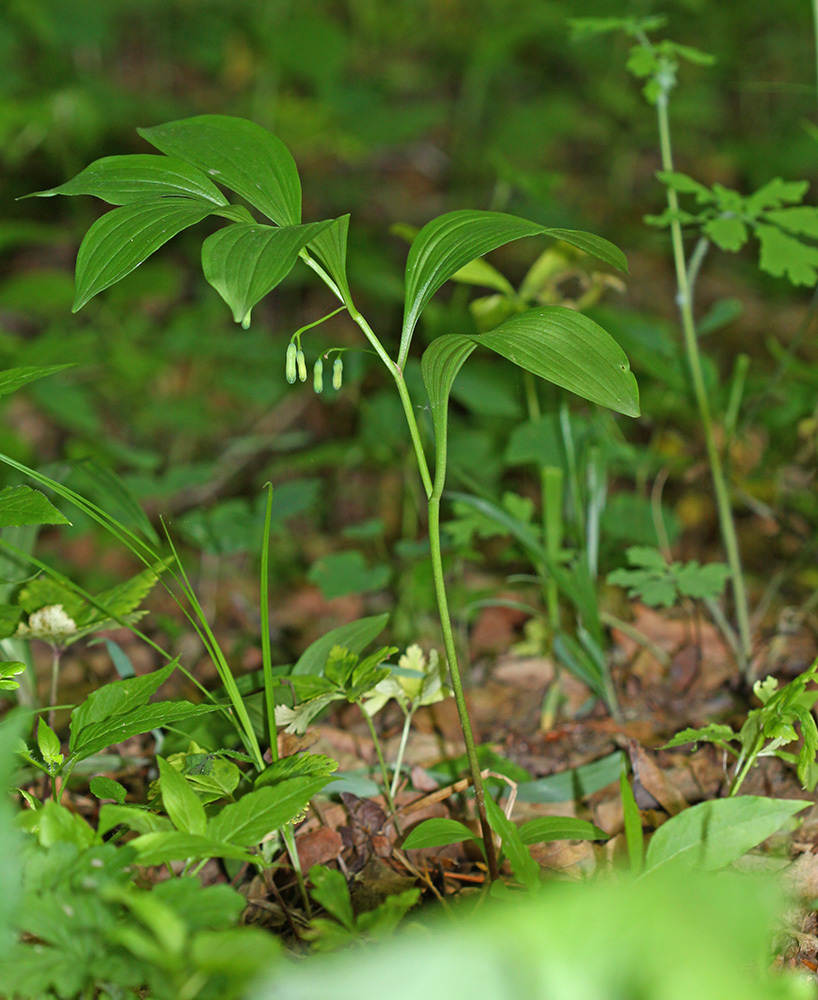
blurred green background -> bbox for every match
[1,0,816,646]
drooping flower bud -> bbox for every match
[313,358,324,394]
[285,343,297,384]
[296,349,307,382]
[332,357,343,390]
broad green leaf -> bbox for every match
[644,796,809,874]
[0,365,74,398]
[307,214,354,306]
[158,756,207,835]
[35,799,94,849]
[517,816,609,844]
[477,309,639,417]
[306,550,390,601]
[516,751,626,802]
[401,817,480,851]
[129,830,255,865]
[70,700,220,761]
[292,612,389,676]
[89,775,127,804]
[26,154,229,206]
[84,560,167,626]
[484,796,540,891]
[422,308,638,431]
[0,606,23,640]
[138,115,302,226]
[69,662,176,742]
[0,486,69,527]
[208,776,328,846]
[73,197,214,310]
[36,718,62,767]
[401,210,627,363]
[202,220,332,326]
[255,753,338,788]
[97,803,173,837]
[308,865,354,930]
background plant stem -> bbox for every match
[655,92,753,674]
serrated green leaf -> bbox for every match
[308,865,354,930]
[138,115,302,226]
[255,753,338,788]
[746,177,810,213]
[517,816,609,844]
[73,197,214,310]
[202,220,332,326]
[158,756,207,835]
[400,210,626,363]
[644,797,809,874]
[763,206,818,238]
[26,154,229,206]
[756,222,818,286]
[0,365,75,398]
[401,817,480,851]
[307,551,390,601]
[703,216,749,252]
[0,486,69,528]
[208,776,328,846]
[675,562,730,600]
[70,700,220,761]
[662,724,737,751]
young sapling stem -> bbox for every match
[653,86,753,674]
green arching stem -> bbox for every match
[654,89,753,674]
[48,645,61,730]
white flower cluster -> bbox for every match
[16,604,78,643]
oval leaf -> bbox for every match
[401,817,480,851]
[138,115,302,226]
[26,154,229,206]
[644,796,809,874]
[73,197,214,310]
[158,755,207,836]
[208,776,328,847]
[517,816,610,844]
[401,209,627,363]
[477,308,639,417]
[202,220,332,326]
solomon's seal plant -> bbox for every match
[22,114,639,881]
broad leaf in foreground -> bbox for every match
[401,209,628,363]
[73,197,214,310]
[0,486,69,528]
[644,796,809,874]
[202,220,332,327]
[208,776,329,846]
[138,115,302,226]
[26,154,229,207]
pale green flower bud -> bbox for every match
[285,343,297,384]
[296,349,307,382]
[332,357,343,390]
[313,358,324,394]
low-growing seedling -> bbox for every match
[19,113,640,880]
[607,546,729,609]
[664,657,818,796]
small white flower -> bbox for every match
[16,604,78,643]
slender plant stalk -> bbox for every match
[48,645,61,729]
[390,710,414,800]
[361,708,398,817]
[654,91,753,673]
[336,300,497,877]
[260,483,278,762]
